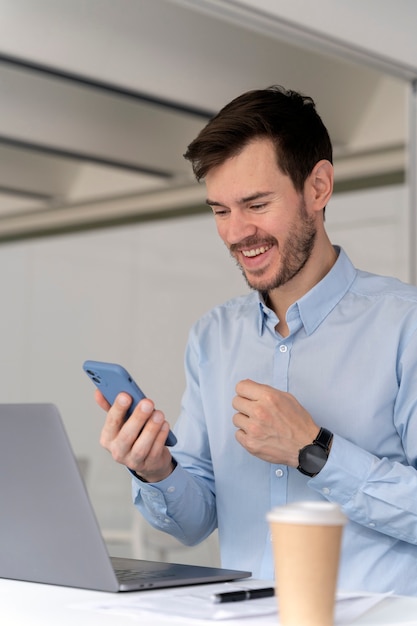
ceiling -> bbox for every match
[0,0,409,242]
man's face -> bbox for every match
[205,138,317,293]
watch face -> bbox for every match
[298,444,328,476]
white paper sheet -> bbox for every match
[74,582,389,623]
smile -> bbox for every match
[242,245,273,258]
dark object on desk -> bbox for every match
[0,403,251,592]
[212,587,275,603]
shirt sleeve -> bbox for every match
[131,459,217,545]
[310,320,417,544]
[311,434,417,544]
[130,324,217,545]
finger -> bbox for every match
[102,399,152,463]
[128,424,174,482]
[94,388,111,411]
[141,421,173,461]
[235,378,263,400]
[232,409,249,430]
[232,393,253,415]
[234,425,247,446]
[99,393,133,449]
[113,398,156,451]
[132,409,167,448]
[127,415,171,469]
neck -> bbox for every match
[267,238,337,337]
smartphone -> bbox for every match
[83,360,177,446]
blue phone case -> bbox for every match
[83,360,177,446]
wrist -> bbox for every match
[131,458,177,483]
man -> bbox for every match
[97,86,417,595]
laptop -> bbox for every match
[0,403,251,592]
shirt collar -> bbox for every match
[257,247,357,336]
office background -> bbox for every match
[0,0,415,565]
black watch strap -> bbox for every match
[314,427,333,450]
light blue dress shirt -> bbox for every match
[133,247,417,595]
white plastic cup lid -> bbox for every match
[267,501,347,526]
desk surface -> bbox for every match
[2,578,417,625]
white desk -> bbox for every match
[2,578,417,625]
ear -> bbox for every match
[305,160,333,213]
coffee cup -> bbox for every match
[267,501,347,626]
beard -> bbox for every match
[229,199,317,293]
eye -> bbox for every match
[211,207,229,217]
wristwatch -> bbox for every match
[297,427,333,477]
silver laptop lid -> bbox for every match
[0,403,251,592]
[0,403,121,591]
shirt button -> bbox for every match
[368,522,376,528]
[322,487,331,495]
[275,469,284,477]
[167,486,175,493]
[279,345,287,353]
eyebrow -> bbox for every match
[205,191,274,206]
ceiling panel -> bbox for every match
[0,0,408,241]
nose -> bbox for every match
[219,209,256,246]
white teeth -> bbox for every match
[242,245,272,258]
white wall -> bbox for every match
[326,185,409,281]
[0,211,248,563]
[0,183,408,563]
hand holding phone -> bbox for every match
[83,360,177,447]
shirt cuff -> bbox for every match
[130,457,190,502]
[309,433,374,504]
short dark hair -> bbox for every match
[184,85,333,193]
